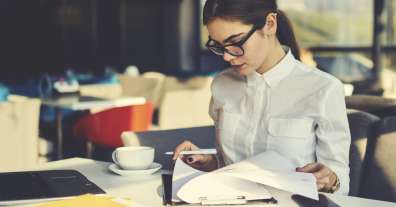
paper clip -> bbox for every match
[199,196,247,205]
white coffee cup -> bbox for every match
[112,146,154,170]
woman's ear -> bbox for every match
[262,13,278,36]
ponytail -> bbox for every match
[276,10,300,60]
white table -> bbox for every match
[41,96,146,160]
[12,158,396,207]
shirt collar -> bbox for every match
[246,46,296,88]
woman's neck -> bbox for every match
[256,44,286,74]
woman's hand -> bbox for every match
[172,140,217,172]
[296,163,337,192]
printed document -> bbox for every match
[172,151,318,204]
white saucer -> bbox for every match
[108,163,162,176]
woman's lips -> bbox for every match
[232,63,246,70]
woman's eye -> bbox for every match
[229,39,241,44]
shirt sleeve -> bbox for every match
[316,81,351,195]
[209,96,218,123]
[208,96,226,168]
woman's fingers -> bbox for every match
[172,140,199,160]
[296,162,333,190]
[316,176,330,186]
[185,154,215,171]
[296,163,329,179]
[313,167,331,180]
[185,154,207,164]
[296,163,322,173]
[317,183,325,190]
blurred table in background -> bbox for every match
[41,95,146,160]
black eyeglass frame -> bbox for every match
[205,25,259,57]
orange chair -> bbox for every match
[73,101,154,158]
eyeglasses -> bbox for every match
[205,26,258,57]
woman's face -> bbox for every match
[206,17,277,76]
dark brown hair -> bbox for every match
[203,0,301,60]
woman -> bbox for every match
[173,0,350,195]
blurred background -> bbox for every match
[1,0,395,96]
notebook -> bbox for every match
[170,151,318,205]
[37,194,133,207]
[0,170,105,205]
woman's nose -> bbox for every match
[223,52,235,62]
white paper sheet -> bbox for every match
[174,151,319,204]
[223,169,318,200]
[171,158,205,202]
[219,151,319,200]
[177,172,272,204]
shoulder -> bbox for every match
[212,68,243,86]
[291,61,343,92]
[211,68,245,95]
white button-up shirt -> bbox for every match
[209,48,351,195]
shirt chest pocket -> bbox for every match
[267,117,315,159]
[268,117,314,139]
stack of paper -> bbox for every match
[37,194,134,207]
[172,151,318,204]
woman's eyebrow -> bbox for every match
[222,33,244,44]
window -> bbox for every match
[198,0,396,95]
[278,0,377,86]
[200,0,374,48]
[278,0,373,48]
[200,0,209,48]
[383,0,396,96]
[384,0,396,46]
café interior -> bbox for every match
[1,0,396,206]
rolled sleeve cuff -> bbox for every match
[332,167,350,195]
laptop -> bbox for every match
[0,170,105,205]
